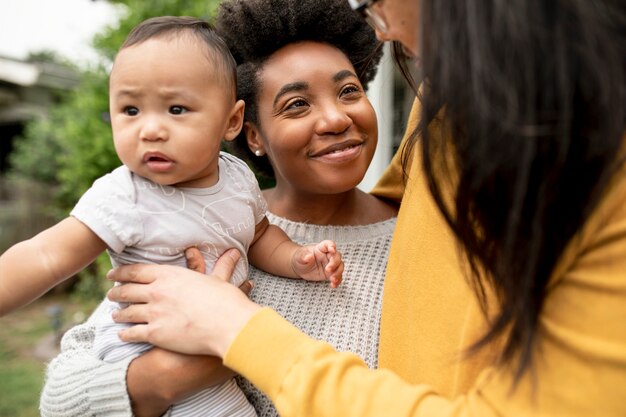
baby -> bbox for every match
[0,16,342,417]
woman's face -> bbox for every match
[368,0,420,59]
[247,41,378,195]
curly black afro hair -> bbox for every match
[215,0,383,179]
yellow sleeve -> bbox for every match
[225,161,626,417]
[225,308,462,417]
[370,98,420,204]
[226,309,507,417]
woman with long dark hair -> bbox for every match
[106,0,626,416]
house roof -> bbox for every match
[0,55,79,89]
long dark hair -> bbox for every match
[402,1,626,378]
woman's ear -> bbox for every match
[244,121,266,156]
[223,99,245,142]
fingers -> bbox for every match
[291,241,344,287]
[326,265,343,288]
[107,264,158,285]
[107,283,151,304]
[118,323,151,343]
[327,261,344,288]
[322,242,343,287]
[211,249,241,283]
[238,280,254,296]
[109,304,152,343]
[111,303,149,325]
[185,247,206,274]
[316,240,336,254]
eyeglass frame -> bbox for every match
[347,0,388,34]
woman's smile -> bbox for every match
[309,140,365,164]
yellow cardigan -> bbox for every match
[225,100,626,417]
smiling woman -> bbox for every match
[242,41,379,205]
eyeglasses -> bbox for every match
[347,0,388,34]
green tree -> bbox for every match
[9,0,221,300]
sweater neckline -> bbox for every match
[266,212,396,244]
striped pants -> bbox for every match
[93,300,256,417]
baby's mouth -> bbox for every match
[143,152,174,172]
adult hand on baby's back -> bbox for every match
[107,249,261,357]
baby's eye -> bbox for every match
[169,106,188,115]
[123,106,139,116]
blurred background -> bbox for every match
[0,1,413,415]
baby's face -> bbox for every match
[109,37,238,188]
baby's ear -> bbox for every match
[224,99,245,141]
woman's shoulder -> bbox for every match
[550,143,626,287]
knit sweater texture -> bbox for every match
[39,213,396,417]
[238,213,395,417]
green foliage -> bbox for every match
[93,0,220,60]
[9,116,64,185]
[10,68,115,217]
[55,70,119,210]
[8,0,222,301]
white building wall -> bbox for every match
[359,44,395,192]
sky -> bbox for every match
[0,0,122,65]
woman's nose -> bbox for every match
[315,104,352,135]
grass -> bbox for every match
[0,347,45,417]
[0,294,97,417]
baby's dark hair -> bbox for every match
[215,0,382,178]
[120,16,237,97]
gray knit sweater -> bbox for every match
[40,213,396,417]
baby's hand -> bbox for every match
[291,240,343,288]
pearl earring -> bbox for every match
[254,150,265,157]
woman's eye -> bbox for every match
[170,106,188,115]
[285,99,308,111]
[340,85,361,96]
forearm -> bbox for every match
[127,348,236,417]
[248,224,300,278]
[0,217,106,316]
[225,309,492,417]
[0,239,58,316]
